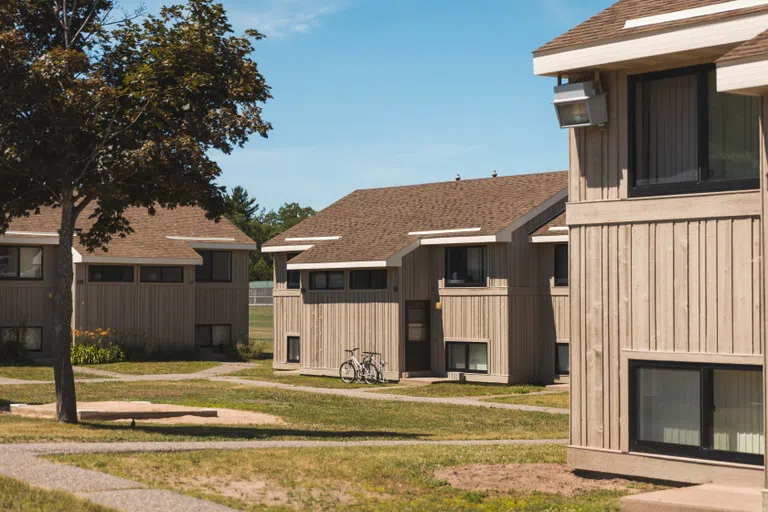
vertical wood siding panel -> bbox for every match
[655,223,674,352]
[706,220,719,354]
[732,218,753,355]
[717,220,734,354]
[674,222,689,353]
[632,224,650,351]
[585,226,604,448]
[688,221,701,354]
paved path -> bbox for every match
[0,438,567,512]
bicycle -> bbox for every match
[339,348,377,384]
[361,351,388,384]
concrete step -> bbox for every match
[621,484,761,512]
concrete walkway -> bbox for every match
[0,438,567,512]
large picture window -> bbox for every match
[195,324,231,349]
[140,266,184,283]
[446,342,488,374]
[554,244,568,287]
[445,246,486,287]
[0,246,43,280]
[349,269,387,290]
[309,271,344,290]
[196,251,232,283]
[1,327,42,352]
[630,361,764,465]
[629,65,759,196]
[89,265,134,283]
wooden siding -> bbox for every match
[273,294,302,364]
[195,250,250,344]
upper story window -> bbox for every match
[140,266,184,283]
[0,246,43,280]
[445,246,486,287]
[349,269,387,290]
[196,251,232,283]
[554,244,568,287]
[630,65,759,197]
[89,265,134,283]
[286,253,301,290]
[309,271,344,290]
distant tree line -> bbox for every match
[224,186,315,281]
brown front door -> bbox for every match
[405,301,431,372]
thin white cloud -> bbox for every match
[233,1,345,38]
[539,0,595,27]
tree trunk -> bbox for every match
[53,193,78,423]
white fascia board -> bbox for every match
[261,244,314,253]
[287,260,389,270]
[496,187,569,242]
[549,226,569,232]
[530,234,570,244]
[186,242,258,250]
[5,231,59,237]
[625,0,768,29]
[385,239,421,267]
[0,236,60,246]
[73,249,202,266]
[284,236,341,242]
[420,235,499,245]
[533,13,768,76]
[166,236,235,242]
[717,58,768,94]
[407,227,482,236]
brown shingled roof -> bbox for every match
[535,0,768,55]
[265,171,568,264]
[718,28,768,62]
[4,206,254,261]
[532,212,566,237]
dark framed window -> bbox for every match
[0,246,43,280]
[287,336,300,363]
[629,64,760,197]
[194,324,231,348]
[445,246,486,287]
[555,343,569,375]
[630,360,763,465]
[140,266,184,283]
[1,326,42,352]
[195,251,232,283]
[349,269,387,290]
[554,244,568,287]
[286,253,300,290]
[446,342,488,374]
[88,265,134,283]
[309,271,344,290]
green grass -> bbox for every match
[249,306,273,343]
[371,382,546,398]
[484,393,570,410]
[51,444,657,511]
[83,361,220,375]
[0,366,104,381]
[0,474,113,511]
[230,359,395,389]
[0,380,568,443]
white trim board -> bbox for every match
[5,231,59,237]
[534,12,768,75]
[496,187,569,242]
[166,236,235,242]
[530,234,569,244]
[625,0,768,29]
[0,236,60,246]
[717,58,768,94]
[420,235,499,245]
[284,236,341,242]
[186,242,257,250]
[287,260,389,270]
[408,227,481,236]
[262,244,314,253]
[72,248,202,266]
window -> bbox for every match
[555,343,569,375]
[446,342,488,374]
[630,361,764,465]
[445,246,486,287]
[0,246,42,280]
[350,269,388,290]
[286,253,300,290]
[1,327,42,352]
[195,325,231,348]
[629,65,760,196]
[554,244,568,287]
[140,266,184,283]
[287,336,300,363]
[195,251,232,282]
[88,265,134,283]
[309,271,345,290]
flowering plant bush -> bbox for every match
[71,328,126,365]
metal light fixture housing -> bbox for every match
[553,81,608,129]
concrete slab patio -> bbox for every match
[621,484,762,512]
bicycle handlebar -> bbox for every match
[344,348,360,354]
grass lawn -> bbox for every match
[51,444,658,511]
[0,474,112,512]
[485,393,570,410]
[82,361,220,375]
[0,366,104,381]
[230,359,396,389]
[371,382,545,398]
[0,380,568,443]
[249,307,273,352]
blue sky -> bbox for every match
[118,0,612,211]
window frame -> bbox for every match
[554,244,568,287]
[194,324,232,349]
[287,336,300,364]
[445,341,489,374]
[195,250,233,283]
[349,269,388,290]
[139,266,184,284]
[628,64,760,198]
[0,326,43,353]
[629,360,763,466]
[555,342,569,376]
[309,270,345,291]
[0,246,44,281]
[88,265,135,283]
[286,253,301,290]
[444,246,487,288]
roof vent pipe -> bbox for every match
[492,170,497,178]
[455,174,461,181]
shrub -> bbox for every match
[234,341,268,361]
[71,328,126,365]
[0,338,30,366]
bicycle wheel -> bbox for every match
[339,362,357,383]
[362,362,379,385]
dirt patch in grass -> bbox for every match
[436,463,643,496]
